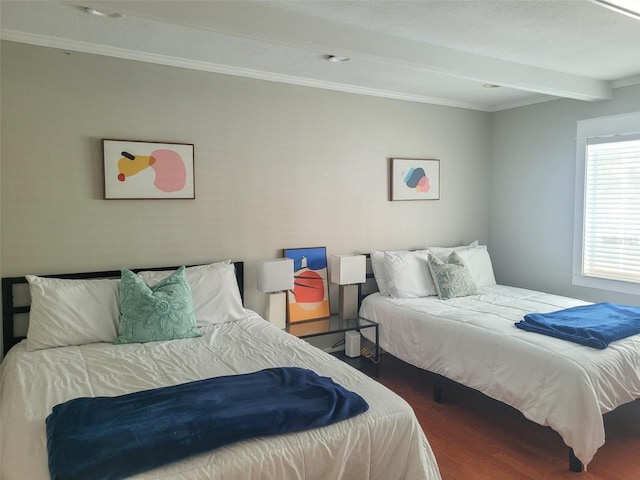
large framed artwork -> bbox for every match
[103,139,195,199]
[283,247,331,323]
[390,158,440,201]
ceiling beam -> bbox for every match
[95,0,612,102]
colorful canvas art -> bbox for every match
[283,247,331,323]
[390,158,440,201]
[103,140,195,199]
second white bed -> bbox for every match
[360,284,640,468]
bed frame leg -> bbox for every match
[569,449,583,472]
[433,374,443,403]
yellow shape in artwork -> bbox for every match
[117,154,156,181]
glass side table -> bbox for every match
[287,315,380,376]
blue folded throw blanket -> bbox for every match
[516,302,640,349]
[46,367,369,480]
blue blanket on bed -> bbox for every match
[46,367,368,480]
[515,302,640,349]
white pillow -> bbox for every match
[26,276,120,351]
[138,261,246,326]
[456,245,496,287]
[370,251,391,296]
[428,242,496,288]
[382,249,437,298]
[427,240,479,258]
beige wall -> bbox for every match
[0,40,492,342]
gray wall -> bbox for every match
[0,41,492,350]
[490,84,640,305]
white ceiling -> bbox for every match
[2,0,640,112]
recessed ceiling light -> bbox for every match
[82,6,125,18]
[483,83,501,89]
[326,55,352,63]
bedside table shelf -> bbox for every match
[330,350,378,373]
[286,316,380,376]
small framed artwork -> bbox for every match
[390,158,440,201]
[103,139,195,199]
[283,247,331,323]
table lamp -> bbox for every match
[330,254,366,320]
[256,258,294,329]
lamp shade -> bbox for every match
[330,254,366,285]
[256,258,294,293]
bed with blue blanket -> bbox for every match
[361,284,640,472]
[359,245,640,473]
[0,261,441,480]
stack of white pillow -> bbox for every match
[370,241,496,299]
[25,261,246,352]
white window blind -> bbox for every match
[583,136,640,283]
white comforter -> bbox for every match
[360,285,640,468]
[0,312,440,480]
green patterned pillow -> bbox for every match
[427,252,479,300]
[116,266,201,344]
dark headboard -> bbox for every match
[2,261,244,357]
[357,253,379,309]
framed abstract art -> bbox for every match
[389,157,440,201]
[283,247,331,323]
[103,139,195,199]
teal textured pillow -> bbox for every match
[116,266,201,344]
[427,252,479,300]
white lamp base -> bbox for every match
[338,284,359,320]
[265,291,287,329]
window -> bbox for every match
[584,137,640,281]
[573,112,640,295]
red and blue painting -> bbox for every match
[283,247,331,323]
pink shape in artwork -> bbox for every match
[149,150,187,192]
[417,175,431,192]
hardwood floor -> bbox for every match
[374,354,640,480]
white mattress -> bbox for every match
[0,312,441,480]
[360,285,640,468]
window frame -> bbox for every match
[572,112,640,295]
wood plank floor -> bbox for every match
[374,354,640,480]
